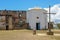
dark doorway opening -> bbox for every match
[6,16,9,30]
[6,25,9,30]
[36,23,40,30]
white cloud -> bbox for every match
[44,4,60,23]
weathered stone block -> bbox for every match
[47,31,54,35]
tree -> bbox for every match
[57,23,60,29]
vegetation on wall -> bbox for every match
[57,23,60,29]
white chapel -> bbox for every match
[26,7,48,30]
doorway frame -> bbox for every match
[36,23,40,30]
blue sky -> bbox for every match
[0,0,60,10]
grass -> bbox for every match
[0,29,60,40]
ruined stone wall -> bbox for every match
[0,10,27,30]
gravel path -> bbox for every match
[0,30,60,40]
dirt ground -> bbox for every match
[0,29,60,40]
